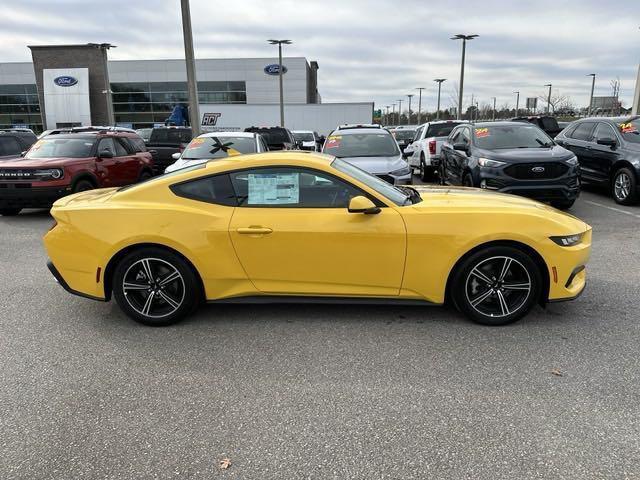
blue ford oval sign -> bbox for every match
[54,76,78,87]
[264,64,287,76]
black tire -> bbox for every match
[112,247,201,326]
[550,199,575,210]
[611,167,638,205]
[419,154,430,182]
[439,163,447,185]
[451,246,542,326]
[462,172,474,187]
[138,170,153,183]
[0,208,21,216]
[73,179,95,193]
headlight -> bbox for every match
[33,168,64,180]
[566,155,579,166]
[550,233,583,247]
[478,158,506,168]
[390,165,411,176]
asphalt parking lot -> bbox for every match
[1,185,639,480]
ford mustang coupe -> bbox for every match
[44,152,591,327]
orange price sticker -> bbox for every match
[620,122,638,134]
[475,128,490,138]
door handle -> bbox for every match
[237,226,273,235]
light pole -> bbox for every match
[587,73,596,116]
[492,97,496,121]
[514,91,520,116]
[545,83,552,114]
[407,94,414,124]
[434,79,446,120]
[391,103,396,126]
[268,39,291,127]
[385,105,390,125]
[451,34,478,120]
[397,99,403,125]
[415,87,426,124]
[180,0,201,135]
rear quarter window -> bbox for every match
[170,174,237,206]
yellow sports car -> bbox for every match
[44,152,591,327]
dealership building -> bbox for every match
[0,43,372,135]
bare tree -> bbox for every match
[538,89,568,114]
[610,77,621,115]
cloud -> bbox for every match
[0,0,637,111]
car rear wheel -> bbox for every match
[419,154,433,182]
[0,208,21,216]
[73,179,95,193]
[612,167,638,205]
[112,247,201,326]
[451,246,542,326]
[550,199,575,210]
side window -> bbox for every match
[0,136,23,156]
[593,123,617,142]
[414,126,424,142]
[259,136,269,152]
[114,138,130,156]
[460,127,471,144]
[129,137,147,152]
[229,167,364,208]
[170,174,236,206]
[97,138,116,155]
[571,122,596,141]
[448,127,460,143]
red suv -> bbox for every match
[0,130,153,216]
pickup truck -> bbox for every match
[145,127,193,174]
[406,120,467,181]
[511,116,562,138]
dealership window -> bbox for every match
[110,81,246,129]
[0,84,43,133]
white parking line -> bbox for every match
[584,200,640,219]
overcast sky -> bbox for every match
[1,0,638,112]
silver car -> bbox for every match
[322,126,411,185]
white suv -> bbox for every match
[407,120,467,181]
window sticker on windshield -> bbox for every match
[325,136,341,148]
[620,122,638,134]
[248,173,299,205]
[475,128,490,138]
[188,138,206,148]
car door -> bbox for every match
[561,122,596,179]
[441,127,460,184]
[95,138,121,187]
[113,137,140,184]
[409,126,424,166]
[588,122,622,183]
[227,166,406,296]
[447,127,470,184]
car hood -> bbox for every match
[478,145,574,162]
[0,156,91,168]
[411,185,590,232]
[337,155,405,174]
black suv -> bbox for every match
[555,116,640,205]
[244,126,297,151]
[0,129,38,160]
[441,121,580,209]
[511,116,562,138]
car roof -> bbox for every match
[292,130,314,133]
[418,120,467,127]
[331,127,391,135]
[579,115,639,124]
[472,121,536,128]
[197,131,256,138]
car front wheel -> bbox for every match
[112,247,201,326]
[451,246,542,326]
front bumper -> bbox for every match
[0,184,72,208]
[477,169,580,202]
[545,229,591,302]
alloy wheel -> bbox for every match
[614,172,631,201]
[122,257,185,319]
[465,256,532,318]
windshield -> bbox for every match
[324,133,400,157]
[618,120,640,144]
[393,130,416,140]
[331,158,408,206]
[24,137,94,159]
[181,136,257,160]
[473,125,554,149]
[426,123,461,137]
[294,132,315,142]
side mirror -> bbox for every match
[597,137,617,148]
[98,149,114,158]
[20,151,26,157]
[348,196,381,214]
[171,152,181,160]
[453,142,469,153]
